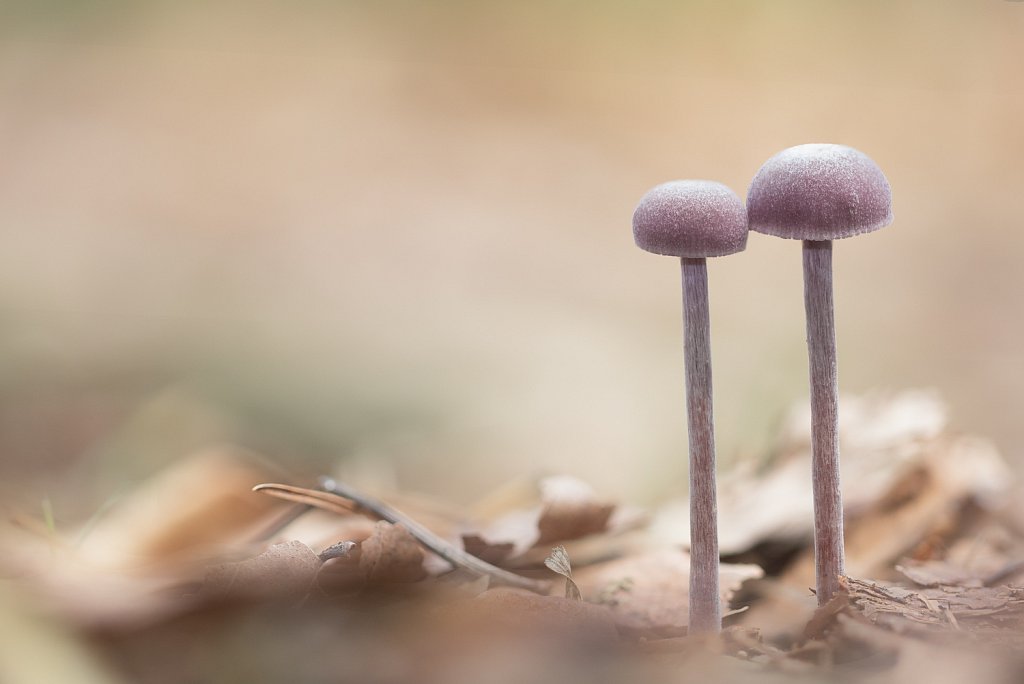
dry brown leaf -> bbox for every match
[535,476,616,545]
[835,614,1015,684]
[273,509,378,554]
[574,550,763,636]
[359,521,428,585]
[477,475,624,559]
[729,393,1014,643]
[653,392,1009,561]
[896,560,985,588]
[0,527,188,629]
[460,534,515,565]
[317,521,427,594]
[456,588,619,644]
[200,540,322,601]
[317,542,366,594]
[76,447,282,571]
[770,436,1011,610]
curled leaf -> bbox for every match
[543,545,581,601]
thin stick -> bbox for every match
[320,478,551,593]
[253,480,549,593]
[803,240,845,604]
[682,257,721,633]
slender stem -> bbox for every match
[681,257,721,633]
[802,240,845,605]
[317,478,550,593]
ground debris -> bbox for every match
[7,391,1024,684]
[842,576,1024,646]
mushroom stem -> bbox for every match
[802,239,845,604]
[681,256,721,632]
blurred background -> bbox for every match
[1,0,1022,516]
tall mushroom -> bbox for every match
[633,180,748,633]
[746,144,893,604]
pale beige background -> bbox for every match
[1,1,1022,507]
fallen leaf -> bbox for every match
[359,521,427,585]
[460,534,515,565]
[574,550,763,636]
[200,540,322,601]
[76,447,282,571]
[458,588,619,644]
[536,475,616,545]
[478,475,624,559]
[653,391,1009,562]
[896,560,985,588]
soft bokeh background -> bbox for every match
[1,1,1022,514]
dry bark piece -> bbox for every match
[200,540,322,601]
[842,576,1024,649]
[633,179,749,633]
[747,144,893,605]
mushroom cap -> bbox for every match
[747,144,893,240]
[632,180,748,258]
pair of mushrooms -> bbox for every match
[633,144,893,634]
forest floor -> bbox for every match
[3,390,1023,684]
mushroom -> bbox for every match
[633,180,749,633]
[746,144,893,604]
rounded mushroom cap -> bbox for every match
[747,144,893,241]
[632,180,748,258]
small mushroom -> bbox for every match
[746,144,893,604]
[633,180,748,633]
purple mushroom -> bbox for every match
[633,180,749,633]
[746,144,893,604]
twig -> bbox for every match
[253,479,550,593]
[319,478,550,593]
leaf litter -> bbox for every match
[4,390,1024,682]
